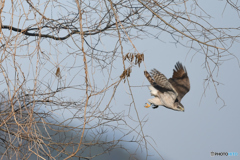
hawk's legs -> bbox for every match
[144,103,159,109]
[152,105,159,109]
[144,103,151,108]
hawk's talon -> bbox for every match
[153,105,159,109]
[144,103,151,108]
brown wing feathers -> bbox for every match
[169,62,190,101]
[150,69,173,91]
[144,69,174,92]
[144,71,155,86]
[172,62,187,79]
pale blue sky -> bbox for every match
[1,1,240,160]
[108,1,240,159]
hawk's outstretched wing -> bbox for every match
[168,62,190,101]
[144,69,176,93]
[144,71,155,86]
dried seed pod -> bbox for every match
[127,68,131,77]
[120,68,132,82]
[131,53,134,62]
[56,67,60,77]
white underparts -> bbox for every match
[149,86,158,96]
[148,85,177,109]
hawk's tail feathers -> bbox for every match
[144,71,154,85]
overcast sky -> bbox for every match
[41,1,240,160]
[122,2,240,159]
[2,1,240,160]
[106,1,240,160]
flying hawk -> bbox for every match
[144,62,190,111]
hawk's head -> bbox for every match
[174,102,185,112]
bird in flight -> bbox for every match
[144,62,190,111]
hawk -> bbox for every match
[144,62,190,111]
